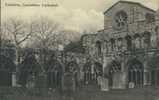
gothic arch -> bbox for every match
[110,38,116,51]
[147,54,159,86]
[133,34,141,49]
[143,31,151,48]
[96,41,102,55]
[107,60,121,87]
[94,62,103,76]
[117,38,123,50]
[108,60,121,74]
[126,58,144,87]
[125,35,132,50]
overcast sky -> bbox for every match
[1,0,159,32]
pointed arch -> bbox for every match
[127,58,144,87]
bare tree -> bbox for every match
[32,17,60,50]
[4,18,34,64]
[0,23,4,47]
[29,17,61,71]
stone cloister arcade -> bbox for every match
[95,31,157,56]
[81,13,159,89]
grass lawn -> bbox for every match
[0,85,159,100]
[75,86,159,100]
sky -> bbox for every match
[1,0,159,32]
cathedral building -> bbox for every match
[81,1,159,89]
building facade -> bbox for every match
[82,1,159,89]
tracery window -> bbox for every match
[114,11,128,30]
[96,41,102,55]
[134,34,141,49]
[125,35,132,50]
[143,31,151,48]
[110,38,115,51]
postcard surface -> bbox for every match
[0,0,159,100]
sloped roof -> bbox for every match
[104,1,156,14]
[64,41,85,53]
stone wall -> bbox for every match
[81,1,159,89]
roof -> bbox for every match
[104,1,156,14]
[64,41,85,53]
[80,34,97,41]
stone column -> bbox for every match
[140,70,143,86]
[144,69,149,86]
[143,60,149,86]
[120,57,127,89]
[155,71,158,87]
[103,56,111,75]
[12,72,17,87]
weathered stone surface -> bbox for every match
[82,1,159,89]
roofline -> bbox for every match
[104,1,156,14]
[80,33,97,41]
[81,34,97,38]
[97,29,104,32]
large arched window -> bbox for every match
[125,35,132,50]
[104,40,109,53]
[110,38,115,51]
[117,38,123,50]
[109,60,121,74]
[108,60,121,87]
[127,58,144,87]
[143,31,151,48]
[96,41,102,55]
[147,55,159,86]
[155,26,159,47]
[134,34,141,49]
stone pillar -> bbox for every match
[100,77,109,91]
[144,69,149,86]
[140,70,143,86]
[121,56,127,89]
[155,71,158,87]
[103,56,111,75]
[141,37,144,49]
[112,72,126,89]
[12,72,17,87]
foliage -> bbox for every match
[18,53,41,86]
[0,55,16,72]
